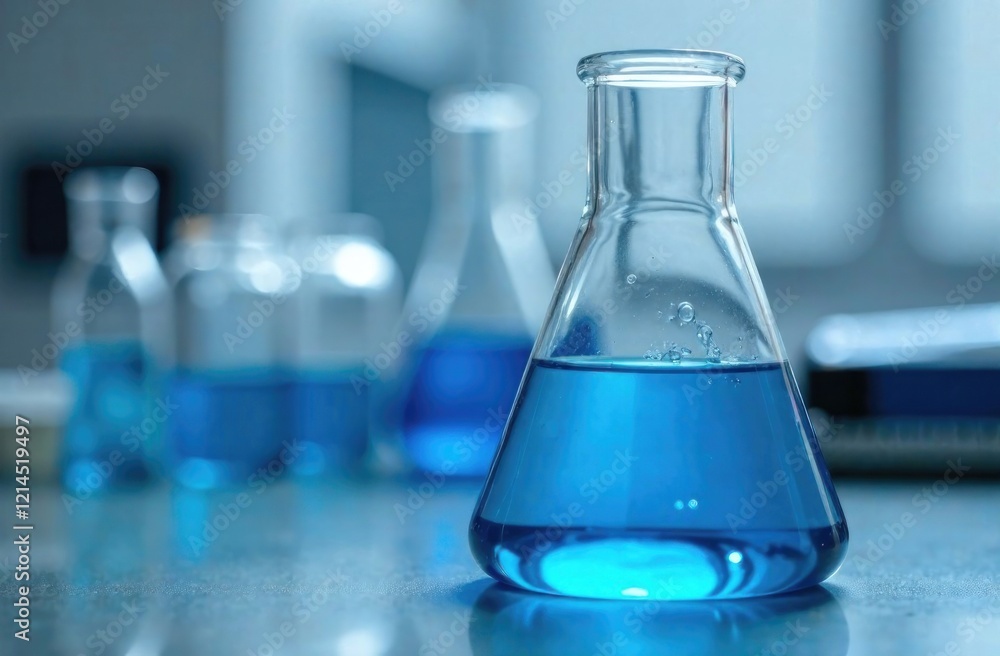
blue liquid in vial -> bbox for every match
[470,358,848,600]
[167,368,288,489]
[403,332,533,476]
[60,341,156,489]
[290,370,369,475]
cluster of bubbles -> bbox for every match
[646,299,724,363]
[643,343,693,362]
[626,273,762,365]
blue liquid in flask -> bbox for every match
[403,332,533,476]
[290,369,369,475]
[470,357,848,600]
[167,368,287,488]
[60,341,156,489]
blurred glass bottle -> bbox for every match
[399,83,554,476]
[53,167,171,490]
[285,214,403,476]
[166,214,299,489]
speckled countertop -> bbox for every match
[1,478,998,655]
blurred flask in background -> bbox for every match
[398,83,554,476]
[166,214,299,489]
[285,214,402,476]
[53,167,171,490]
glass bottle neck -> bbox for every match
[587,82,733,212]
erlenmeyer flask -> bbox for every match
[470,50,848,600]
[399,83,555,476]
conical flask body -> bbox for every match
[469,50,848,600]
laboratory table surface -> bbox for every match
[1,477,998,656]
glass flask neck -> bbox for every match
[65,167,159,262]
[409,83,553,338]
[581,51,743,213]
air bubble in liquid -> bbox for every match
[626,274,637,284]
[677,302,695,324]
[666,343,691,363]
[697,324,713,346]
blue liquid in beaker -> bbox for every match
[470,358,848,600]
[60,341,156,489]
[403,332,533,476]
[290,370,369,476]
[167,368,288,488]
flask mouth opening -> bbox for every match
[577,50,745,88]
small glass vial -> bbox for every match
[53,167,171,490]
[166,214,299,488]
[285,214,403,476]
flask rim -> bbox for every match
[577,49,745,88]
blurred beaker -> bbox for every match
[53,167,171,490]
[399,82,554,477]
[165,214,299,488]
[284,214,403,476]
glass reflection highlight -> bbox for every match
[470,584,849,656]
